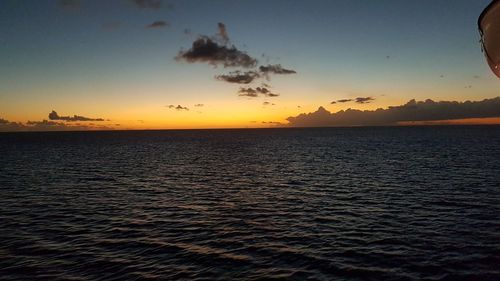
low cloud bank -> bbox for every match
[287,97,500,127]
[0,118,112,132]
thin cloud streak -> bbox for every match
[49,111,105,122]
[146,21,169,28]
[216,71,260,84]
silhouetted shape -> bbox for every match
[479,0,500,77]
[337,99,353,103]
[287,97,500,127]
[259,64,296,75]
[217,22,229,44]
[355,97,375,104]
[216,71,260,84]
[167,105,189,111]
[49,111,105,122]
[239,87,278,97]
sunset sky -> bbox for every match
[0,0,498,131]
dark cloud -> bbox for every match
[177,36,257,68]
[262,121,283,125]
[259,64,296,75]
[132,0,162,9]
[27,120,66,126]
[59,0,80,9]
[355,97,375,104]
[216,71,260,84]
[217,22,229,44]
[262,101,275,106]
[194,104,204,107]
[330,101,337,104]
[0,118,112,132]
[167,105,189,111]
[286,97,500,127]
[238,87,278,98]
[49,111,105,122]
[146,21,169,28]
[238,88,258,97]
[337,99,353,103]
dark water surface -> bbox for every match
[0,127,499,280]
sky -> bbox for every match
[0,0,498,131]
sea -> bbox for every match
[0,126,499,281]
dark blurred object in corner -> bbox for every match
[479,0,500,78]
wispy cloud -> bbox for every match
[194,104,204,107]
[216,71,260,84]
[217,22,229,45]
[239,87,278,98]
[49,111,105,122]
[336,99,353,103]
[287,97,500,127]
[146,20,169,28]
[259,64,296,75]
[166,105,189,111]
[355,97,375,104]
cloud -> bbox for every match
[146,21,169,28]
[337,99,353,103]
[217,22,229,44]
[216,71,260,84]
[286,97,500,127]
[59,0,80,9]
[330,101,337,104]
[132,0,162,9]
[176,23,297,98]
[48,111,105,122]
[262,121,283,125]
[194,104,204,107]
[0,118,112,132]
[262,101,275,106]
[177,36,257,68]
[355,97,375,104]
[176,24,257,68]
[167,105,189,111]
[259,64,296,75]
[238,87,278,98]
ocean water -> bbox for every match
[0,126,499,281]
